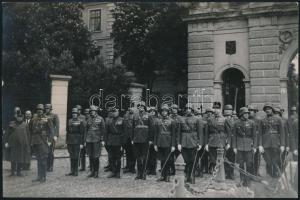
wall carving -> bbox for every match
[279,30,294,54]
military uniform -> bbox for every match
[5,116,31,176]
[146,108,158,175]
[259,103,285,177]
[232,107,257,187]
[132,102,151,180]
[76,105,87,171]
[44,104,60,172]
[85,106,106,178]
[154,111,176,182]
[122,109,136,173]
[66,108,85,176]
[178,105,203,183]
[29,104,54,182]
[104,110,124,178]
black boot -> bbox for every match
[79,149,86,171]
[40,162,47,183]
[94,158,99,178]
[16,163,23,177]
[135,159,142,180]
[73,159,79,176]
[87,158,95,177]
[66,159,74,176]
[32,160,42,182]
[10,162,17,176]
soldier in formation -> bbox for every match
[44,104,60,172]
[65,108,85,176]
[30,104,54,183]
[76,105,87,172]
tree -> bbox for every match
[111,3,189,90]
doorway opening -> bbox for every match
[222,68,245,112]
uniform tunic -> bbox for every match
[66,118,85,159]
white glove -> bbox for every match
[225,144,230,150]
[80,145,83,149]
[280,146,285,153]
[253,148,257,153]
[5,143,9,148]
[131,141,134,145]
[233,148,237,154]
[197,145,201,151]
[258,146,264,153]
[149,141,153,145]
[53,136,58,141]
[171,146,175,152]
[293,150,298,156]
[101,141,105,146]
[154,145,158,152]
[205,144,209,152]
[286,147,290,151]
[178,144,182,152]
[47,142,51,146]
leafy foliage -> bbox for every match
[111,3,188,89]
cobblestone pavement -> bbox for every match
[2,149,295,198]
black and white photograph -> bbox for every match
[2,1,298,198]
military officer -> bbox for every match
[30,104,54,183]
[22,110,33,170]
[248,104,261,176]
[258,103,285,178]
[85,105,106,178]
[178,103,203,183]
[122,107,136,173]
[154,104,176,182]
[232,111,239,121]
[132,101,151,180]
[104,107,124,178]
[76,105,87,172]
[104,110,113,172]
[205,103,228,174]
[169,104,182,175]
[44,104,60,172]
[233,107,257,187]
[5,111,31,177]
[147,106,158,175]
[65,108,85,176]
[84,108,93,171]
[287,106,298,161]
[223,104,235,180]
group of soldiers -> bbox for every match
[3,101,298,188]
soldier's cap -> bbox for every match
[36,104,44,110]
[185,103,193,110]
[205,108,214,113]
[263,102,274,112]
[170,104,179,110]
[84,108,90,113]
[72,108,79,114]
[290,106,297,111]
[212,102,221,109]
[239,107,249,117]
[76,105,82,110]
[44,104,52,109]
[247,104,255,111]
[89,105,98,111]
[161,104,169,111]
[224,104,233,110]
[223,110,232,116]
[273,107,281,114]
[107,107,119,113]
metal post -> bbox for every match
[215,148,226,182]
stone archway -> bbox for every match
[214,64,250,110]
[279,41,298,116]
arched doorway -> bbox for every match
[221,68,245,112]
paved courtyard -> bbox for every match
[2,149,296,198]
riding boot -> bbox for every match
[16,163,23,177]
[10,161,17,176]
[87,158,95,177]
[73,159,79,176]
[94,158,99,178]
[66,159,74,176]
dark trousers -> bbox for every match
[11,161,22,175]
[237,151,253,186]
[32,144,48,180]
[147,144,157,173]
[134,143,148,177]
[47,143,54,171]
[182,147,197,180]
[208,146,218,172]
[253,149,260,176]
[122,139,136,170]
[158,147,173,178]
[224,148,235,178]
[263,148,281,177]
[170,148,181,174]
[194,147,206,176]
[79,146,86,170]
[69,158,79,174]
[106,145,113,170]
[110,146,122,174]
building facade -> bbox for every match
[184,2,298,116]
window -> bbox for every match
[226,41,236,55]
[89,9,101,32]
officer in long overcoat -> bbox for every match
[65,108,85,176]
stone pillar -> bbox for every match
[50,74,72,148]
[280,78,289,118]
[214,81,223,109]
